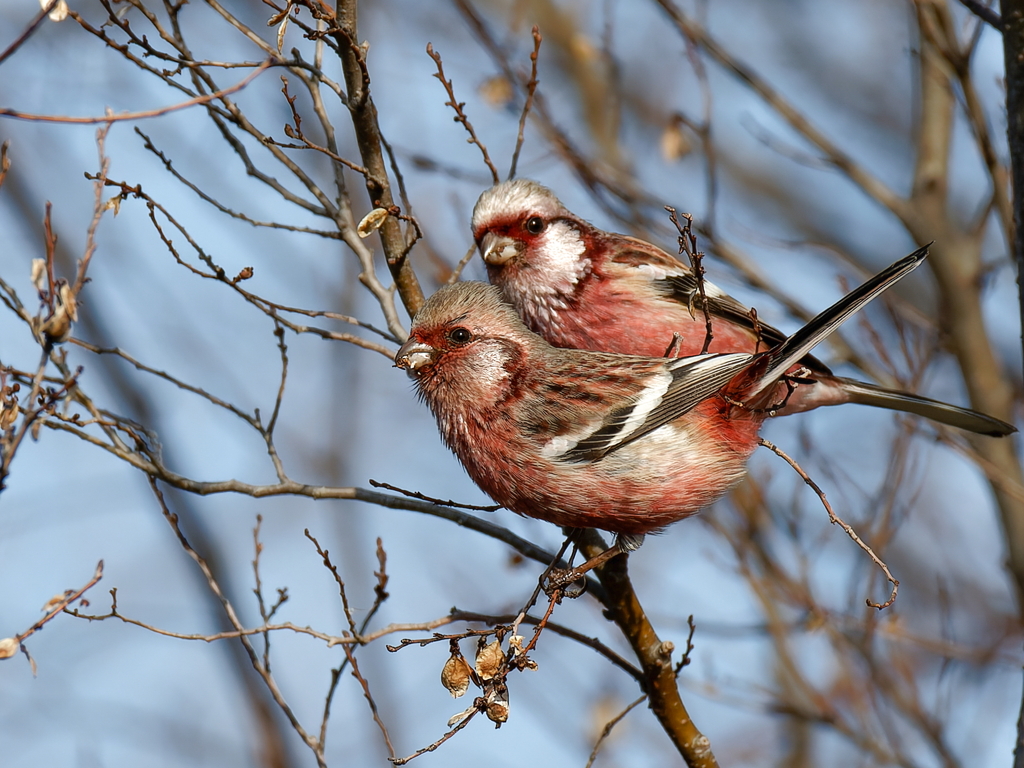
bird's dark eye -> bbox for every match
[447,327,473,345]
[525,216,545,235]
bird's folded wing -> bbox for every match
[554,353,753,463]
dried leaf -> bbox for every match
[59,283,78,323]
[40,593,69,614]
[40,285,78,344]
[267,8,289,25]
[508,635,538,671]
[0,404,16,431]
[276,12,289,55]
[102,195,121,216]
[446,704,477,728]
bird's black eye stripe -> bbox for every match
[525,216,545,235]
[447,327,473,345]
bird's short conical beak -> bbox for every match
[395,338,436,372]
[479,232,521,266]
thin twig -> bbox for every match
[507,27,542,180]
[0,60,273,123]
[584,695,648,768]
[759,438,899,609]
[446,243,478,285]
[368,479,501,511]
[0,0,59,67]
[342,644,396,759]
[426,42,499,184]
[145,477,324,761]
[305,529,359,636]
[389,706,480,765]
[510,537,573,639]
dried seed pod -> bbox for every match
[102,195,121,215]
[440,652,472,698]
[41,0,69,21]
[485,683,509,726]
[507,635,538,671]
[40,284,78,344]
[0,399,17,431]
[0,638,19,659]
[357,207,389,238]
[475,639,504,681]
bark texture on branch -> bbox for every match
[335,0,424,317]
[579,530,719,768]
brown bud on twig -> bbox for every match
[231,267,254,284]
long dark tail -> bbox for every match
[838,378,1015,436]
[746,246,929,400]
[739,244,1014,437]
